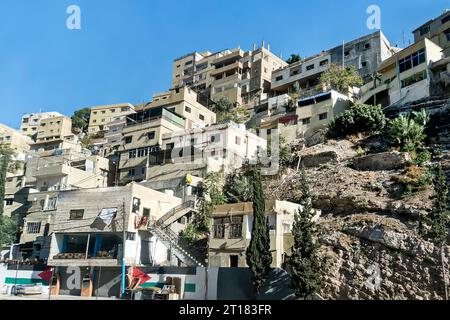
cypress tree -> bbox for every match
[290,168,323,299]
[0,152,10,216]
[420,164,449,245]
[246,165,272,297]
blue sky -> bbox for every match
[0,0,448,128]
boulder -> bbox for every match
[353,152,411,171]
[301,151,338,168]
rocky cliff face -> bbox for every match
[264,138,450,300]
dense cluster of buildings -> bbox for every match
[1,9,450,299]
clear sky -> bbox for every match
[0,0,448,128]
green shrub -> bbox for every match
[328,104,387,138]
[388,115,426,152]
[411,150,431,167]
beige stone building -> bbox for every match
[172,44,287,107]
[137,87,216,129]
[117,107,186,184]
[358,38,445,108]
[271,31,393,96]
[88,103,135,134]
[413,9,450,57]
[0,124,31,161]
[20,112,64,138]
[34,115,73,144]
[209,200,312,268]
[160,121,267,175]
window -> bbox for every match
[445,29,450,41]
[213,219,225,239]
[319,59,329,66]
[442,15,450,24]
[419,25,430,36]
[93,112,98,115]
[302,118,311,125]
[166,143,175,150]
[124,136,132,144]
[230,255,239,268]
[399,48,426,73]
[185,106,192,113]
[121,107,129,112]
[401,70,427,88]
[111,109,116,113]
[344,50,350,57]
[235,136,241,145]
[210,134,220,143]
[128,169,135,177]
[126,232,136,241]
[93,120,97,123]
[5,199,13,206]
[229,217,243,239]
[361,61,368,68]
[70,209,84,220]
[141,167,146,175]
[199,114,205,121]
[364,43,371,50]
[306,64,315,71]
[46,197,58,210]
[129,150,137,159]
[138,148,149,157]
[102,111,106,114]
[185,60,193,66]
[319,113,328,121]
[27,222,41,234]
[147,131,155,140]
[275,75,283,81]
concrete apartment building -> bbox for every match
[358,38,445,108]
[256,90,353,142]
[118,107,186,185]
[1,124,32,219]
[32,115,73,145]
[138,87,216,129]
[172,44,287,107]
[413,9,450,57]
[160,121,267,175]
[24,152,110,192]
[88,103,135,134]
[0,124,31,161]
[271,31,394,96]
[20,112,64,138]
[209,200,310,268]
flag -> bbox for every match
[38,267,54,283]
[132,267,151,285]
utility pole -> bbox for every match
[121,199,126,299]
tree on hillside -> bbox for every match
[290,168,323,299]
[0,215,19,245]
[71,108,91,134]
[246,165,272,297]
[419,165,449,245]
[212,97,250,124]
[223,169,253,203]
[286,54,302,65]
[319,63,363,93]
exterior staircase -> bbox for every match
[148,223,205,267]
[148,200,204,267]
[156,200,197,227]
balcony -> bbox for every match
[34,164,69,178]
[210,61,243,76]
[211,73,242,85]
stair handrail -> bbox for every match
[156,200,196,226]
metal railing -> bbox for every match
[156,200,196,226]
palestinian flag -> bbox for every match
[38,267,54,283]
[132,267,151,285]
